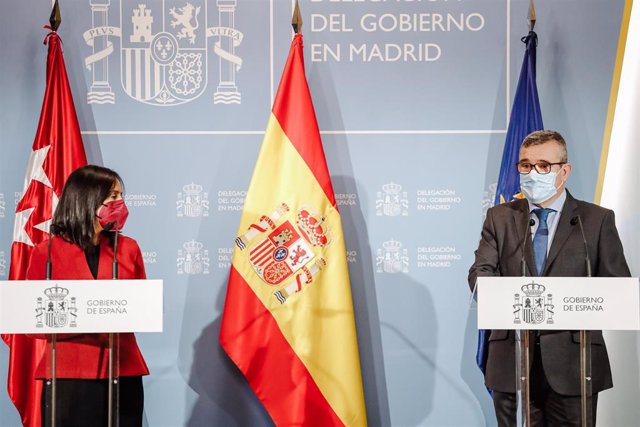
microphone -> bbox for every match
[46,224,59,280]
[46,232,53,281]
[99,222,119,278]
[521,218,536,276]
[571,215,592,277]
[109,222,119,280]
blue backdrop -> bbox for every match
[0,1,634,426]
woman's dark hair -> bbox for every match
[51,165,124,250]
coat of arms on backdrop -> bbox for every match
[235,203,331,304]
[84,0,243,106]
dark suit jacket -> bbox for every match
[26,234,150,379]
[468,191,630,395]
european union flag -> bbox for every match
[476,31,544,389]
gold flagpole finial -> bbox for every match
[292,0,302,34]
[528,0,537,32]
[50,0,62,31]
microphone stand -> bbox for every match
[517,218,535,427]
[574,215,592,427]
[46,231,57,427]
[108,224,119,427]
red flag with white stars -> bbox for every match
[2,30,87,427]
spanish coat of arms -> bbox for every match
[235,203,330,304]
[513,282,555,325]
[36,285,78,328]
[84,0,244,105]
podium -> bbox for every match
[475,276,639,426]
[0,279,163,427]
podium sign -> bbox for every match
[0,279,163,333]
[477,277,640,330]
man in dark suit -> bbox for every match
[468,130,630,426]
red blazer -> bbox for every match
[26,234,150,379]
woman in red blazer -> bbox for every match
[26,165,149,427]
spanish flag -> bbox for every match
[219,33,367,426]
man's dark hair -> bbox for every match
[52,165,123,250]
[521,130,568,162]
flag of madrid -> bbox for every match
[2,30,87,427]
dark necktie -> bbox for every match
[532,208,554,275]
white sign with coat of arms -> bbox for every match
[477,277,640,330]
[0,280,163,333]
[83,0,243,106]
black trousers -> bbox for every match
[492,341,598,427]
[41,376,144,427]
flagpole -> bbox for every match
[528,0,536,32]
[292,0,302,34]
[45,6,61,427]
[477,0,543,424]
[519,5,536,426]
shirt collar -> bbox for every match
[527,189,567,214]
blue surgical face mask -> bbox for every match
[520,171,558,204]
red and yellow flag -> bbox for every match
[219,34,367,426]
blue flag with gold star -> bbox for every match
[477,30,544,387]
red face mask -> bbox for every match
[97,199,129,231]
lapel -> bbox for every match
[55,237,94,279]
[543,191,578,275]
[511,199,537,276]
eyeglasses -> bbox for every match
[517,161,566,175]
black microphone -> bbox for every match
[571,215,592,277]
[110,222,119,280]
[46,224,59,280]
[100,221,119,278]
[46,231,53,281]
[521,218,536,276]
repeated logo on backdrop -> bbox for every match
[0,251,6,278]
[373,178,467,274]
[177,183,210,217]
[83,0,244,105]
[482,182,498,217]
[177,240,211,274]
[376,182,408,217]
[335,192,358,207]
[376,239,409,274]
[143,251,158,265]
[216,189,245,212]
[125,192,157,208]
[0,192,5,219]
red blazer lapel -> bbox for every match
[52,237,93,280]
